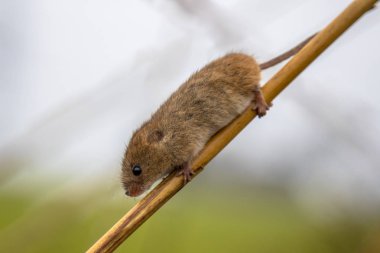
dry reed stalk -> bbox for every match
[87,0,377,252]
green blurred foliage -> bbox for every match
[1,181,379,253]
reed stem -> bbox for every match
[87,1,377,252]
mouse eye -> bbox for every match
[132,165,142,176]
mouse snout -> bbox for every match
[125,184,144,197]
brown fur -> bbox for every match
[122,53,263,196]
[121,34,316,196]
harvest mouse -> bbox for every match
[121,34,315,197]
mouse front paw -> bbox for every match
[176,162,195,184]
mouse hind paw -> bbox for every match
[251,87,271,118]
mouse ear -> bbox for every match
[147,130,164,143]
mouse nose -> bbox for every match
[125,189,130,196]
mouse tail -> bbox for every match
[259,33,317,70]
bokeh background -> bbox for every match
[1,0,380,252]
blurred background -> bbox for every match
[1,0,380,252]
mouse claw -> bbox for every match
[176,163,195,185]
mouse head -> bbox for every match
[121,128,172,197]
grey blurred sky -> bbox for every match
[0,0,379,213]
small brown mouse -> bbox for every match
[121,34,315,197]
